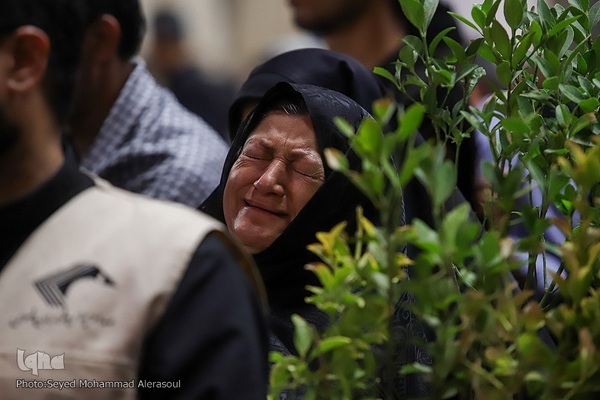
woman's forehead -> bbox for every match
[246,112,318,147]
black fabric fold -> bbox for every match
[0,146,93,271]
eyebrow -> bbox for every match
[245,137,322,161]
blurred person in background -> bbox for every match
[288,0,480,219]
[68,0,228,207]
[148,9,237,140]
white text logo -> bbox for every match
[17,349,65,376]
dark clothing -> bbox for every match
[378,50,478,218]
[378,2,479,213]
[0,155,93,270]
[138,234,268,400]
[0,153,268,400]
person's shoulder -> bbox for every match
[144,77,222,132]
[86,177,224,234]
[125,60,222,139]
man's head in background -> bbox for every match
[0,0,85,202]
[290,0,370,36]
[82,0,146,62]
[68,0,146,155]
[0,0,84,132]
[289,0,461,68]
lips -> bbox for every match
[244,199,287,217]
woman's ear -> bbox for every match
[6,26,50,93]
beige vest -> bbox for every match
[0,181,226,399]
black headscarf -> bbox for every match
[228,48,387,141]
[202,82,379,343]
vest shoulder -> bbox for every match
[87,178,224,231]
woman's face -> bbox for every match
[223,111,325,254]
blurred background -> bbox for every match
[138,0,588,88]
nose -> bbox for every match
[253,159,286,196]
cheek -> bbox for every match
[222,178,241,230]
[222,166,251,224]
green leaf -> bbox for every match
[334,116,356,138]
[398,103,426,140]
[559,84,585,102]
[466,37,485,57]
[548,16,581,37]
[492,20,512,60]
[590,0,600,28]
[537,0,553,28]
[504,0,524,30]
[513,31,533,67]
[400,363,433,375]
[317,336,352,353]
[529,19,543,47]
[441,203,471,247]
[567,0,588,12]
[531,55,555,78]
[496,60,512,86]
[471,5,487,30]
[432,160,457,209]
[400,0,425,35]
[556,104,571,126]
[403,34,423,53]
[399,44,418,70]
[501,116,530,134]
[373,66,396,85]
[442,36,467,64]
[324,148,349,172]
[429,27,457,56]
[578,76,594,96]
[478,42,498,64]
[542,76,559,90]
[354,118,383,158]
[578,97,600,113]
[398,144,430,187]
[560,26,575,59]
[292,314,312,358]
[412,219,442,255]
[424,0,441,31]
[572,112,597,134]
[455,64,482,84]
[486,0,503,25]
[448,12,480,34]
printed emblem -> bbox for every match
[34,264,115,308]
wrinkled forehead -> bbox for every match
[244,111,321,156]
[235,83,367,167]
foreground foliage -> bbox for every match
[269,0,600,398]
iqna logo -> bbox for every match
[17,349,65,376]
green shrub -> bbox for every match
[269,0,600,398]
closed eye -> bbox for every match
[292,162,324,181]
[294,169,324,181]
[241,151,270,161]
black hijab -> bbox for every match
[228,48,387,141]
[202,82,379,315]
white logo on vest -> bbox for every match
[16,349,65,376]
